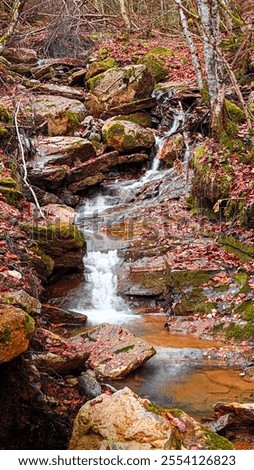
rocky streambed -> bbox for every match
[0,45,254,449]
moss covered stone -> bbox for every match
[138,55,168,83]
[148,46,174,57]
[236,301,254,321]
[218,234,254,262]
[225,322,254,341]
[102,119,155,152]
[0,186,23,206]
[225,99,246,123]
[112,111,151,128]
[86,57,117,81]
[204,429,233,450]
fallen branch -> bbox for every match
[13,101,44,219]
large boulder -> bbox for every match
[34,136,96,167]
[86,65,155,116]
[69,387,233,450]
[28,165,68,191]
[102,120,155,152]
[71,323,156,379]
[0,306,35,364]
[158,133,185,166]
[0,290,41,314]
[66,151,119,185]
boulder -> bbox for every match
[86,65,155,116]
[42,304,87,325]
[32,83,85,101]
[41,203,75,224]
[24,186,61,206]
[1,47,37,64]
[111,111,152,128]
[28,165,68,191]
[102,120,155,152]
[34,136,96,167]
[66,151,119,184]
[105,97,157,117]
[69,387,233,450]
[0,290,41,314]
[31,328,89,374]
[71,323,156,379]
[158,133,185,165]
[85,58,117,81]
[68,68,87,86]
[0,306,35,364]
[78,370,102,399]
[67,173,106,194]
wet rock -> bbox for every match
[68,68,87,86]
[31,328,89,374]
[67,173,106,194]
[24,186,61,206]
[69,387,233,450]
[78,370,102,399]
[118,153,149,164]
[1,47,37,64]
[244,364,254,381]
[0,290,41,314]
[111,111,152,128]
[105,97,157,117]
[158,133,184,166]
[0,306,35,364]
[28,165,67,191]
[41,203,75,223]
[86,65,155,116]
[71,323,156,379]
[213,402,254,424]
[66,151,119,184]
[58,188,80,207]
[102,120,155,152]
[42,304,87,325]
[34,136,96,167]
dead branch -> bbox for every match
[13,101,44,219]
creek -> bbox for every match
[46,110,254,422]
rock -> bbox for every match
[0,290,41,314]
[139,56,168,83]
[244,364,254,381]
[102,120,155,152]
[1,47,37,64]
[105,97,157,117]
[42,304,87,325]
[28,165,67,191]
[20,220,85,271]
[69,387,233,450]
[158,133,185,165]
[71,323,156,379]
[58,188,80,207]
[66,151,119,184]
[68,68,87,86]
[86,65,155,116]
[85,58,117,81]
[34,136,96,167]
[41,203,75,223]
[78,370,102,399]
[118,153,149,165]
[213,402,254,424]
[31,328,89,374]
[24,185,61,206]
[32,83,85,101]
[25,246,55,281]
[67,173,106,194]
[111,111,152,128]
[0,306,35,364]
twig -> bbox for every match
[13,101,44,219]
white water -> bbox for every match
[71,107,189,324]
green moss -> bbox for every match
[225,99,245,123]
[0,103,12,123]
[0,326,11,343]
[233,271,248,286]
[0,176,16,187]
[218,234,254,262]
[225,322,254,341]
[24,314,35,339]
[193,145,205,168]
[166,270,215,289]
[0,126,8,137]
[0,186,23,206]
[148,46,174,57]
[114,344,135,354]
[138,55,168,82]
[224,199,247,226]
[174,299,217,315]
[103,122,125,141]
[65,111,80,131]
[29,246,55,277]
[112,112,151,128]
[145,402,183,418]
[236,301,254,321]
[100,57,116,69]
[249,103,254,115]
[87,72,105,91]
[20,222,85,249]
[214,284,229,292]
[204,429,233,450]
[98,47,108,59]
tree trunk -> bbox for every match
[119,0,131,35]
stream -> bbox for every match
[46,110,254,421]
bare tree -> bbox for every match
[118,0,131,35]
[0,0,27,46]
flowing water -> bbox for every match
[47,110,254,420]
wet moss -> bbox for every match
[236,301,254,321]
[20,221,85,249]
[148,46,174,57]
[0,186,23,206]
[145,402,183,418]
[112,112,151,128]
[203,429,233,450]
[166,270,215,288]
[0,176,16,187]
[87,72,105,91]
[65,111,80,132]
[174,299,217,315]
[225,322,254,341]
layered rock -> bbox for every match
[102,120,155,152]
[33,136,96,167]
[69,387,233,450]
[158,133,185,165]
[71,323,156,379]
[86,65,155,116]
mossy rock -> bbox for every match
[26,246,55,280]
[0,306,35,364]
[225,99,245,123]
[174,299,217,315]
[0,186,23,206]
[166,269,215,289]
[86,57,117,80]
[0,176,16,187]
[218,234,254,262]
[102,119,155,152]
[225,322,254,341]
[148,46,175,57]
[236,301,254,321]
[203,429,233,450]
[111,111,152,128]
[138,55,168,83]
